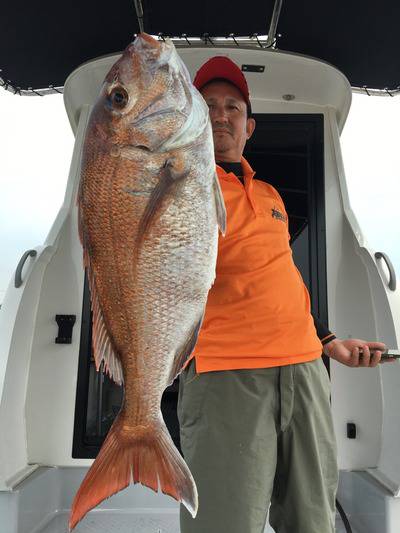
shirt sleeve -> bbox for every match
[312,314,336,345]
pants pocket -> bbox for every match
[177,359,210,440]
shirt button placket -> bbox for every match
[245,177,261,215]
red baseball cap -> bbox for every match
[193,56,252,112]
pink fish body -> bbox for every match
[69,33,226,530]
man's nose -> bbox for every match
[210,105,229,123]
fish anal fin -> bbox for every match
[86,263,124,386]
[213,173,227,236]
[168,315,203,385]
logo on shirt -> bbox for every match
[271,207,287,223]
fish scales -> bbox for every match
[69,33,226,530]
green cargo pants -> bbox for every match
[177,357,338,533]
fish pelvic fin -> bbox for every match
[86,255,124,385]
[213,173,227,236]
[68,415,198,531]
[168,314,204,385]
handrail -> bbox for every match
[375,252,397,291]
[14,249,37,288]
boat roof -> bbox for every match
[1,0,399,95]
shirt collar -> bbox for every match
[216,156,255,181]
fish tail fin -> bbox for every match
[68,415,198,531]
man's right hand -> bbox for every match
[323,338,393,367]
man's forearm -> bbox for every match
[312,313,336,347]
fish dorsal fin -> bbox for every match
[168,314,204,385]
[84,252,124,386]
[213,173,227,236]
[77,161,122,386]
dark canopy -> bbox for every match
[1,0,399,93]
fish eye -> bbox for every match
[108,87,129,109]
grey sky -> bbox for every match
[341,93,400,277]
[0,90,399,304]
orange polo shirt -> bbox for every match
[187,157,322,373]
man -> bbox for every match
[177,56,387,533]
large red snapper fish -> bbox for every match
[69,33,226,530]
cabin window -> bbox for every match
[72,114,326,458]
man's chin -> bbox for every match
[213,140,232,153]
[214,147,230,156]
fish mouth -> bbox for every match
[137,33,160,48]
[129,32,173,66]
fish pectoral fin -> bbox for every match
[168,314,204,385]
[136,157,190,247]
[213,173,227,236]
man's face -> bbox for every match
[201,80,256,162]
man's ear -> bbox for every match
[246,118,256,140]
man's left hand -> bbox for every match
[323,338,390,367]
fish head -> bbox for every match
[91,33,209,153]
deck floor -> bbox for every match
[38,511,349,533]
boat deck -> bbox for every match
[2,467,363,533]
[36,510,349,533]
[40,511,179,533]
